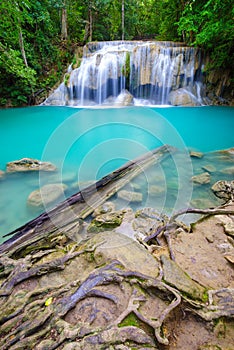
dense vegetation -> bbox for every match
[0,0,233,107]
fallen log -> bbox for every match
[0,144,174,257]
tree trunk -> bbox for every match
[19,29,28,67]
[122,0,124,40]
[61,3,68,40]
[89,3,93,41]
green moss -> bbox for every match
[64,73,70,86]
[118,312,141,328]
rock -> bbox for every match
[114,89,134,106]
[191,172,210,185]
[161,255,207,301]
[148,184,165,196]
[223,221,234,237]
[211,180,234,200]
[87,231,160,277]
[202,164,216,173]
[190,198,218,209]
[87,211,124,233]
[92,201,115,217]
[118,190,143,203]
[220,166,234,175]
[6,158,56,173]
[27,183,67,207]
[0,170,5,179]
[190,151,204,158]
[168,88,199,106]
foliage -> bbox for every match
[177,0,234,69]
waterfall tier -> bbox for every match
[44,41,206,107]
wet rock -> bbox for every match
[202,164,216,173]
[220,166,234,175]
[148,184,165,196]
[0,170,5,179]
[190,151,204,158]
[190,198,218,209]
[114,89,134,106]
[118,190,143,203]
[211,180,234,200]
[161,255,207,301]
[87,211,124,233]
[192,172,210,185]
[27,183,67,207]
[87,231,159,277]
[92,201,115,217]
[6,158,56,173]
[168,88,199,106]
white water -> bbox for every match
[44,41,205,107]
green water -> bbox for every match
[0,106,233,241]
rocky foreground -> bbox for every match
[0,147,233,349]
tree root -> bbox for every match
[144,205,234,260]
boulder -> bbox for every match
[168,88,199,106]
[88,231,160,277]
[114,89,134,106]
[6,158,56,173]
[211,180,234,201]
[27,183,67,208]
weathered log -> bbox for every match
[0,145,174,257]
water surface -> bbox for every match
[0,106,233,241]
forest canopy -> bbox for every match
[0,0,233,106]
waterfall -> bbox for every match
[43,41,206,107]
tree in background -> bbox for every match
[177,0,234,69]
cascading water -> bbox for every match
[43,41,206,107]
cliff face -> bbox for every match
[205,67,234,106]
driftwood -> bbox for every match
[0,145,173,257]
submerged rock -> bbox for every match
[190,150,204,158]
[27,183,67,207]
[0,170,5,179]
[192,172,211,185]
[118,189,143,203]
[6,158,56,173]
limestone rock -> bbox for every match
[88,231,160,277]
[211,180,234,200]
[114,89,134,106]
[190,151,204,158]
[92,201,115,217]
[149,184,165,196]
[161,255,206,301]
[27,183,67,207]
[0,170,5,179]
[118,190,143,203]
[220,166,234,175]
[192,172,210,185]
[202,164,216,173]
[6,158,56,173]
[87,211,124,233]
[168,88,199,106]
